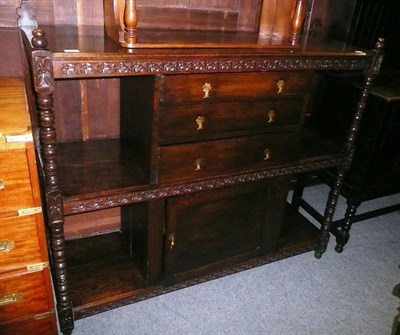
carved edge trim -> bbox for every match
[73,242,316,320]
[64,158,342,214]
[56,57,372,78]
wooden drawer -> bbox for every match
[158,97,306,144]
[0,215,43,274]
[158,72,313,105]
[0,148,34,218]
[0,269,54,324]
[158,132,299,184]
[1,312,58,335]
[164,178,290,284]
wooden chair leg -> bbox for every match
[335,197,361,253]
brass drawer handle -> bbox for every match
[0,292,23,307]
[264,148,272,160]
[0,240,15,253]
[194,158,203,171]
[277,80,285,94]
[196,116,205,130]
[267,110,276,124]
[0,179,4,190]
[202,83,212,98]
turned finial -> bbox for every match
[32,28,48,49]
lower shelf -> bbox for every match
[67,206,319,319]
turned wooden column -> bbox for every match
[30,28,74,335]
[315,38,385,258]
[124,0,138,45]
[290,0,306,45]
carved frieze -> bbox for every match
[57,57,371,78]
[65,158,342,215]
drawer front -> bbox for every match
[158,72,313,105]
[0,215,43,274]
[0,148,34,217]
[159,97,305,144]
[0,269,53,324]
[1,313,57,335]
[158,133,298,184]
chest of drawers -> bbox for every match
[122,71,314,185]
[0,78,57,335]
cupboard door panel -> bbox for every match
[164,179,289,284]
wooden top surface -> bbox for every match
[20,25,375,79]
[38,25,373,57]
[0,78,31,141]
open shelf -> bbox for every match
[57,127,342,213]
[67,232,147,312]
[56,139,150,202]
[67,206,319,319]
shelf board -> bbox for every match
[57,139,150,202]
[58,128,342,215]
[68,207,319,319]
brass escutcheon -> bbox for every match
[277,80,285,94]
[267,110,276,123]
[196,116,205,130]
[194,158,202,171]
[202,83,212,98]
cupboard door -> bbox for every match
[164,178,289,284]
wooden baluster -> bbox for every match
[290,0,306,45]
[124,0,138,46]
[30,28,74,334]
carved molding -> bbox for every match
[57,57,372,78]
[64,158,342,215]
[74,243,316,320]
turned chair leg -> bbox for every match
[335,197,361,253]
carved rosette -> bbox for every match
[58,57,372,78]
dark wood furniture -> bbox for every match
[291,0,400,252]
[0,78,58,335]
[16,1,384,334]
[293,72,400,251]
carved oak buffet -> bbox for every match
[17,2,383,334]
